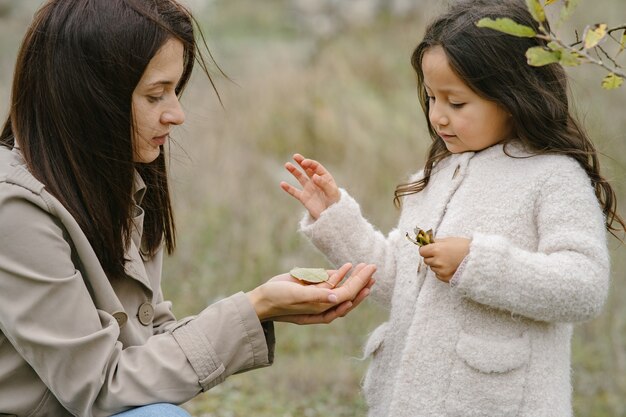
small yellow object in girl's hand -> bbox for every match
[289,267,331,285]
[405,227,435,247]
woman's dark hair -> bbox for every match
[0,0,206,280]
[394,0,625,237]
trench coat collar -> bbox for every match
[125,170,153,295]
[132,170,147,206]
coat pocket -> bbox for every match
[445,331,530,417]
[361,322,389,406]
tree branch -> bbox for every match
[547,35,626,77]
[597,45,622,69]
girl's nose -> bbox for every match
[429,102,449,128]
[161,98,185,126]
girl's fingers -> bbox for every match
[296,155,329,179]
[279,181,302,202]
[419,244,435,257]
[312,174,339,200]
[292,153,305,164]
[301,158,328,176]
[285,162,309,187]
[293,154,317,179]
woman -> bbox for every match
[0,0,376,416]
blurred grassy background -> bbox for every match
[1,1,625,416]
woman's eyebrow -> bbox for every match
[144,79,177,88]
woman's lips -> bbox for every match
[152,134,168,146]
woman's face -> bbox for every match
[132,38,186,163]
[421,46,513,153]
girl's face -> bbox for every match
[132,38,186,163]
[421,46,513,153]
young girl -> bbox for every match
[281,0,624,416]
[0,0,376,416]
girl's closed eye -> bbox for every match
[450,102,465,109]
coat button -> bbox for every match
[112,311,128,328]
[137,302,154,326]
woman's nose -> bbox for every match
[161,98,185,126]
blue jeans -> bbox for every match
[111,403,192,417]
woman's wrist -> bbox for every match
[246,285,271,321]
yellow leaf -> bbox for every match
[289,267,329,284]
[583,23,608,49]
[526,0,546,22]
[406,227,435,247]
[601,73,623,90]
[545,0,558,5]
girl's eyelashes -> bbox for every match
[426,95,464,109]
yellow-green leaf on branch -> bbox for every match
[582,23,608,49]
[601,73,624,90]
[545,0,558,5]
[547,42,582,66]
[526,46,561,66]
[476,17,537,38]
[559,50,582,66]
[526,0,546,22]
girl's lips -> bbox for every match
[438,133,456,141]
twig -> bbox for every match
[544,35,626,78]
[597,45,622,69]
[607,25,626,35]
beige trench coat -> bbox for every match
[0,146,274,417]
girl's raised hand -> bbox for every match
[280,154,340,219]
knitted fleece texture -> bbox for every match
[299,143,609,417]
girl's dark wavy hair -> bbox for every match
[1,0,214,280]
[394,0,625,237]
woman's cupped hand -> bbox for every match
[247,263,376,324]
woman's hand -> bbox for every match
[247,263,376,324]
[419,237,470,283]
[280,154,341,220]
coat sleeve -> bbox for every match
[0,186,273,417]
[452,161,610,323]
[299,189,400,309]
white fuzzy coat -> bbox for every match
[300,143,609,417]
